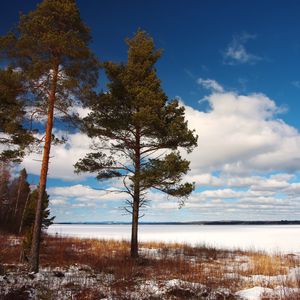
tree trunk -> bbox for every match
[29,62,59,273]
[13,175,24,220]
[0,164,10,227]
[18,192,30,234]
[130,128,141,258]
[130,194,139,258]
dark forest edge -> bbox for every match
[55,220,300,225]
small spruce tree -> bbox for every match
[20,189,54,262]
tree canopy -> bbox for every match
[0,0,99,123]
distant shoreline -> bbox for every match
[54,220,300,225]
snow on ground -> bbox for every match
[0,264,236,299]
[288,267,300,282]
[1,234,300,299]
[236,286,273,300]
[236,286,300,300]
[1,258,299,299]
[235,267,300,299]
[240,266,300,285]
[48,224,300,254]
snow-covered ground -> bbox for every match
[1,231,300,300]
[47,224,300,254]
[1,256,299,300]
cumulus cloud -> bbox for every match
[149,171,299,220]
[48,173,300,221]
[185,173,294,192]
[183,177,300,220]
[223,33,261,65]
[23,79,300,180]
[165,82,300,220]
[23,78,300,181]
[22,130,92,180]
[181,85,300,175]
[50,198,67,206]
[48,184,126,204]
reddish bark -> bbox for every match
[29,62,59,272]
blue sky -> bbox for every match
[1,0,300,222]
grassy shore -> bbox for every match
[0,232,299,299]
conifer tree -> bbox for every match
[22,189,54,231]
[0,0,99,272]
[75,31,198,258]
[0,68,33,163]
[9,168,30,232]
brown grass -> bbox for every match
[0,232,299,299]
[245,253,289,276]
[0,233,21,264]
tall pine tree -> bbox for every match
[0,0,99,272]
[75,31,198,258]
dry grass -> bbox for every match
[245,252,289,276]
[0,233,21,264]
[0,232,299,299]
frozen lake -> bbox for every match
[47,224,300,254]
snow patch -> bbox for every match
[236,286,273,300]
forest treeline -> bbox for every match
[0,163,54,234]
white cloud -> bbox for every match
[69,105,91,118]
[48,184,126,203]
[147,171,300,219]
[50,198,67,206]
[197,78,224,93]
[22,130,92,180]
[223,33,261,65]
[22,78,300,181]
[181,87,300,174]
[48,172,300,221]
[185,173,294,193]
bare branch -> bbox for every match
[125,198,133,207]
[123,175,134,197]
[28,108,46,131]
[53,105,79,127]
[123,206,133,215]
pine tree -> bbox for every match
[0,0,99,272]
[75,31,198,258]
[9,168,30,232]
[0,167,31,233]
[0,68,33,163]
